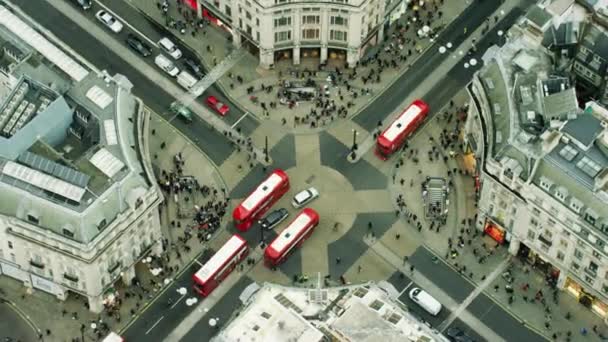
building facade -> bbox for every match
[0,6,162,313]
[466,2,608,320]
[190,0,389,68]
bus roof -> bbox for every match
[382,102,426,142]
[268,209,317,252]
[194,235,246,283]
[102,332,124,342]
[241,172,285,211]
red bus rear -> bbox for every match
[376,99,429,160]
[232,169,290,231]
[264,208,319,266]
[193,234,249,296]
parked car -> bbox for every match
[258,208,289,230]
[96,10,123,33]
[446,327,475,342]
[183,58,205,78]
[292,187,319,208]
[158,37,182,59]
[126,34,151,57]
[72,0,92,10]
[154,54,179,77]
[205,96,229,116]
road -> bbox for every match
[12,0,545,341]
[15,0,258,165]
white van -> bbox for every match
[154,54,179,77]
[409,288,442,316]
[158,37,182,59]
[177,70,198,90]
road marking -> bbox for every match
[230,112,249,129]
[193,259,204,267]
[145,316,164,334]
[171,293,187,309]
[94,0,158,47]
[399,281,413,296]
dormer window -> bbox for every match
[97,218,107,231]
[27,213,39,225]
[570,198,583,213]
[555,186,568,202]
[539,176,553,191]
[585,210,599,226]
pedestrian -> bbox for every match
[336,257,341,264]
[358,265,362,273]
[494,285,499,292]
[368,221,373,230]
[403,255,408,265]
[409,265,414,274]
[395,234,400,240]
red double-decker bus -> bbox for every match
[376,99,429,160]
[192,234,249,296]
[232,169,290,231]
[264,208,319,266]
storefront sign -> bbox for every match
[484,220,505,244]
[0,261,28,282]
[31,273,63,296]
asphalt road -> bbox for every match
[0,300,38,342]
[15,0,257,165]
[353,0,530,132]
[409,247,546,342]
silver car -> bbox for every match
[291,187,319,208]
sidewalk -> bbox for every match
[0,109,234,342]
[126,0,471,133]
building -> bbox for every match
[466,1,608,320]
[183,0,398,68]
[212,282,449,342]
[0,6,162,312]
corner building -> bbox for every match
[0,6,162,312]
[193,0,388,68]
[465,3,608,321]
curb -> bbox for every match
[1,297,41,337]
[124,1,259,123]
[419,245,551,341]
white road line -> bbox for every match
[145,316,164,335]
[94,0,158,47]
[193,259,204,267]
[230,112,249,129]
[399,281,414,296]
[170,293,187,309]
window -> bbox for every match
[330,16,348,26]
[302,15,320,25]
[256,31,260,41]
[585,275,595,285]
[574,249,583,260]
[246,11,252,20]
[330,30,347,41]
[527,230,535,240]
[547,219,556,227]
[532,207,541,216]
[589,261,599,273]
[62,229,74,238]
[7,241,13,249]
[530,218,539,227]
[274,31,291,42]
[225,5,231,16]
[557,251,565,261]
[571,261,580,271]
[274,17,291,27]
[27,214,39,224]
[560,239,568,248]
[603,284,608,294]
[302,28,319,40]
[256,18,260,26]
[593,250,602,260]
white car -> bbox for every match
[158,37,182,59]
[96,10,123,33]
[292,187,319,208]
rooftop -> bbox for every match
[0,4,154,243]
[213,282,446,342]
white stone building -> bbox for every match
[191,0,395,68]
[465,3,608,320]
[0,6,162,312]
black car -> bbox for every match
[126,34,152,57]
[446,327,475,342]
[259,208,289,230]
[72,0,92,10]
[183,58,205,78]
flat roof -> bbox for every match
[194,235,246,283]
[241,173,284,211]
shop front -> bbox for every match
[483,219,508,244]
[565,277,608,318]
[517,244,560,287]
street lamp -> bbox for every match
[351,129,358,151]
[264,136,269,163]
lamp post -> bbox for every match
[264,136,269,163]
[351,129,358,151]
